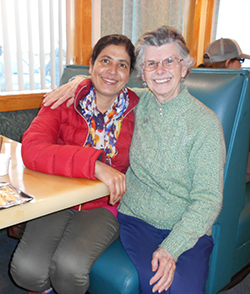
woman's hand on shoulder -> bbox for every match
[94,161,126,205]
[150,247,176,293]
[43,76,84,109]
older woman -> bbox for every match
[118,26,225,294]
[44,26,226,294]
[10,34,139,294]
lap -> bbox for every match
[11,207,119,292]
[118,213,213,294]
[49,208,120,294]
[10,209,75,290]
[15,207,119,269]
[12,209,75,268]
[51,207,119,271]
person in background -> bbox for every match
[198,38,250,69]
[10,34,139,294]
[198,38,250,183]
[43,26,226,294]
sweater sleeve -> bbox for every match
[159,115,226,261]
[21,104,106,179]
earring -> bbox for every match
[143,81,147,87]
[180,77,185,83]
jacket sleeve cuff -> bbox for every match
[62,147,106,179]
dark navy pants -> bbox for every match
[118,212,213,294]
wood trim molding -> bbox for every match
[185,0,215,66]
[74,0,92,65]
[204,0,215,51]
[0,91,48,112]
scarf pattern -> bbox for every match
[79,86,129,166]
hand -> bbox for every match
[95,161,126,205]
[150,248,176,293]
[43,76,84,109]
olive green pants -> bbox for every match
[11,207,119,294]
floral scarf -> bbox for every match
[79,86,129,166]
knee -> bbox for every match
[50,253,89,294]
[10,254,49,291]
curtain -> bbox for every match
[101,0,186,44]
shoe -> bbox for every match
[28,288,53,294]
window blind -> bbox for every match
[0,0,67,92]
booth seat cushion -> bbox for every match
[233,183,250,274]
[88,238,139,294]
[233,183,250,273]
[235,182,250,248]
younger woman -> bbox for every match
[10,34,139,294]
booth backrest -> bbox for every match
[59,65,250,294]
[0,109,39,142]
[185,69,249,149]
[59,64,145,88]
[185,69,250,293]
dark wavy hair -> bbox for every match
[90,34,136,72]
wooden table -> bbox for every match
[0,137,110,229]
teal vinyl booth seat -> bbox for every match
[60,65,250,294]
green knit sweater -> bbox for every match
[118,85,226,261]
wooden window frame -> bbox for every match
[185,0,215,66]
[0,0,92,113]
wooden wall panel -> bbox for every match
[74,0,92,65]
[185,0,215,66]
[204,0,215,52]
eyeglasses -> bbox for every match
[141,57,183,71]
[233,58,245,64]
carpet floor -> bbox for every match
[0,229,28,294]
[0,228,250,294]
[220,273,250,293]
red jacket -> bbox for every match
[21,79,139,210]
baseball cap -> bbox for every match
[203,38,250,63]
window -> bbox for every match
[0,0,67,92]
[216,0,250,68]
